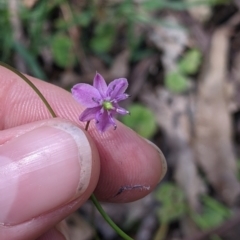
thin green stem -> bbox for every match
[84,121,133,240]
[0,62,57,118]
[90,194,133,240]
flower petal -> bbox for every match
[93,73,108,97]
[96,110,116,132]
[115,106,129,115]
[106,78,128,99]
[79,107,101,122]
[71,83,101,108]
[114,93,130,102]
[108,114,117,129]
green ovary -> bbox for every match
[102,101,114,110]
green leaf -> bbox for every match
[51,34,76,68]
[90,23,116,53]
[191,195,232,230]
[74,11,93,27]
[165,71,189,93]
[121,104,157,139]
[178,49,202,75]
[20,0,51,55]
[143,0,229,11]
[155,183,187,223]
[0,7,13,61]
[142,0,166,10]
[210,235,223,240]
[55,11,93,30]
[13,41,47,80]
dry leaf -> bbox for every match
[141,88,205,211]
[185,0,211,22]
[110,50,130,78]
[195,26,240,206]
[149,16,189,72]
[22,0,38,8]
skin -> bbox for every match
[0,66,167,240]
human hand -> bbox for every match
[0,67,167,240]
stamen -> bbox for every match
[116,108,129,115]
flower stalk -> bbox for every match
[90,194,133,240]
[85,120,133,240]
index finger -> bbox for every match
[0,66,167,202]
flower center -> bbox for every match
[102,101,114,110]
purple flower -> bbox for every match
[71,73,129,132]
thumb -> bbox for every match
[0,119,100,240]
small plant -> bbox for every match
[122,104,157,139]
[165,48,202,93]
[191,195,232,230]
[155,183,187,224]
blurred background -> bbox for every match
[2,0,240,239]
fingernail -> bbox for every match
[143,139,167,182]
[0,122,92,225]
